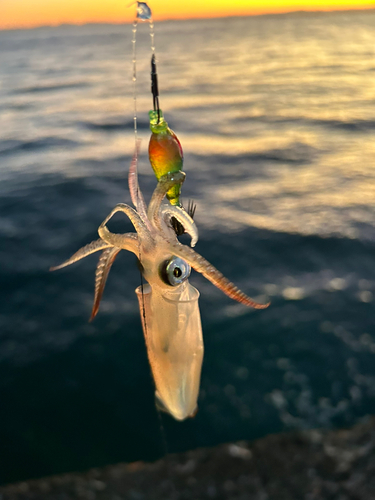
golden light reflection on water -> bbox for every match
[202,140,375,238]
[2,14,375,243]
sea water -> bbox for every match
[1,10,375,483]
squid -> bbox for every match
[51,146,269,421]
[52,15,269,419]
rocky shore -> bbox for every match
[2,417,375,500]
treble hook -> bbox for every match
[151,54,160,124]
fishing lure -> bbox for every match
[51,3,270,421]
[149,55,184,207]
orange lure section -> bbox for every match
[148,110,184,206]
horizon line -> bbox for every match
[1,6,374,32]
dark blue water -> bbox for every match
[1,11,375,484]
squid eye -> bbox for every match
[160,256,191,286]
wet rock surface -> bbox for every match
[2,417,375,500]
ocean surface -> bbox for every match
[1,10,375,484]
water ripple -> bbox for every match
[12,82,90,94]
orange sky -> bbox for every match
[1,0,374,30]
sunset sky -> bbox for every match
[1,0,374,30]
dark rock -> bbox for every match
[2,417,375,500]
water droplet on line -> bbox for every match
[137,2,152,20]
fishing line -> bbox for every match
[131,2,173,468]
[132,19,138,142]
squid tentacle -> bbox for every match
[128,140,154,233]
[90,247,121,321]
[50,239,112,271]
[96,229,139,255]
[147,171,186,229]
[170,242,270,309]
[98,204,153,251]
[161,205,198,247]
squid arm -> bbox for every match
[50,239,112,271]
[98,204,153,251]
[128,139,154,234]
[90,246,121,321]
[160,204,198,247]
[51,234,139,320]
[171,241,270,309]
[147,171,186,229]
[88,233,139,318]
